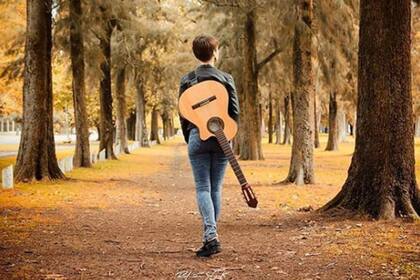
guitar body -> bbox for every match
[178,80,238,141]
[179,79,258,208]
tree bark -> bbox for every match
[162,113,173,140]
[282,95,292,145]
[325,92,339,151]
[314,92,320,148]
[268,91,273,144]
[150,105,161,144]
[283,0,315,185]
[239,7,263,160]
[95,121,101,141]
[69,0,91,168]
[161,112,168,141]
[321,0,419,219]
[349,123,354,136]
[115,67,129,154]
[275,98,282,144]
[232,31,244,156]
[135,77,149,147]
[98,10,116,159]
[169,116,175,137]
[15,0,64,182]
[126,111,136,140]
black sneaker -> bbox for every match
[195,238,221,257]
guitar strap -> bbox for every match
[188,69,198,87]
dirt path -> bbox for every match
[0,140,418,279]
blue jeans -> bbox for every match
[188,128,228,243]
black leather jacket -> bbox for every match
[178,64,240,143]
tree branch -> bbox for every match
[257,47,282,71]
[200,0,240,8]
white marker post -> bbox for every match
[2,165,13,189]
[99,149,106,161]
[91,152,97,164]
[58,159,66,173]
[64,157,73,172]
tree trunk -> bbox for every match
[69,0,91,168]
[169,116,175,137]
[98,13,116,159]
[126,111,136,140]
[150,105,161,144]
[283,0,315,185]
[282,95,292,145]
[234,75,244,156]
[268,91,273,144]
[260,104,265,137]
[349,123,354,136]
[135,78,149,147]
[95,122,101,141]
[275,98,282,144]
[115,67,129,154]
[325,92,339,151]
[321,0,419,219]
[15,0,64,182]
[317,105,322,136]
[161,112,168,141]
[239,7,263,160]
[166,115,173,138]
[314,93,320,148]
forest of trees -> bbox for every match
[0,0,419,219]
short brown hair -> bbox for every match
[192,35,219,62]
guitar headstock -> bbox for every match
[241,183,258,208]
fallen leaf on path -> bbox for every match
[304,252,321,257]
[297,206,314,212]
[45,274,66,280]
[104,239,121,244]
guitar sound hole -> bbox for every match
[207,117,224,133]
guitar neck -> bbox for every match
[214,129,248,186]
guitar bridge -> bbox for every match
[192,95,217,110]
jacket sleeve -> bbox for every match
[226,74,240,122]
[178,77,191,144]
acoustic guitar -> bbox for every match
[179,80,258,208]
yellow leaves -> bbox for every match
[0,72,23,114]
[0,0,25,45]
[0,1,25,115]
[0,141,172,210]
[322,220,419,276]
